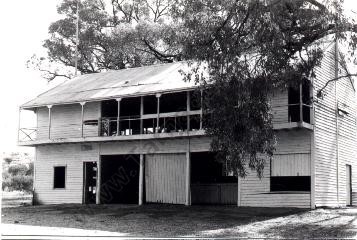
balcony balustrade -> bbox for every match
[18,111,203,144]
[18,87,313,145]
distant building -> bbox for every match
[18,42,356,208]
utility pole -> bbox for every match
[74,0,80,77]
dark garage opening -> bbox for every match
[191,152,237,205]
[100,155,140,204]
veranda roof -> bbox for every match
[21,62,198,109]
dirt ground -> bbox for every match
[1,204,357,238]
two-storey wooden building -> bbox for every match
[18,42,356,208]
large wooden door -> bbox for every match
[346,165,352,206]
[145,153,186,204]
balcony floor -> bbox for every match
[18,130,206,146]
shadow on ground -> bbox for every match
[2,204,356,238]
[258,208,357,239]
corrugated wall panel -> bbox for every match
[145,153,186,204]
[272,153,310,176]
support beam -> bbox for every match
[47,105,52,139]
[237,176,241,207]
[116,98,121,136]
[200,89,203,129]
[186,91,190,131]
[310,79,316,209]
[139,154,144,205]
[310,123,316,209]
[299,83,303,123]
[17,108,21,142]
[156,94,161,132]
[96,158,101,204]
[140,96,144,134]
[185,150,191,206]
[80,102,86,137]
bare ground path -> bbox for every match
[1,204,357,238]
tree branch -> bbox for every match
[317,74,357,98]
[142,38,180,62]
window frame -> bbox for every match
[53,165,67,189]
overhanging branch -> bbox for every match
[317,74,357,98]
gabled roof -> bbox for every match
[21,62,197,109]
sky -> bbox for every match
[0,0,356,155]
[0,0,62,154]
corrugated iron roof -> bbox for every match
[21,62,198,109]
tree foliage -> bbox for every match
[28,0,182,81]
[174,0,357,177]
[31,0,357,177]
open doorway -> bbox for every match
[191,152,238,204]
[83,162,97,204]
[100,155,140,204]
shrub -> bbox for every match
[2,163,33,192]
[10,175,33,192]
[8,164,28,176]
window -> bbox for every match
[270,154,310,192]
[54,166,66,189]
[271,176,310,191]
[288,81,311,123]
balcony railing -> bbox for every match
[18,111,203,143]
[18,103,313,144]
[18,128,37,142]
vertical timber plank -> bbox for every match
[139,154,144,205]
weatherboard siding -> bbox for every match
[33,138,207,205]
[271,90,289,124]
[240,160,311,208]
[34,143,99,204]
[336,55,357,207]
[99,137,211,155]
[240,130,312,208]
[36,102,100,141]
[313,43,357,207]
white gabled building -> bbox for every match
[18,42,356,208]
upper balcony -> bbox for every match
[18,86,313,146]
[18,91,206,146]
